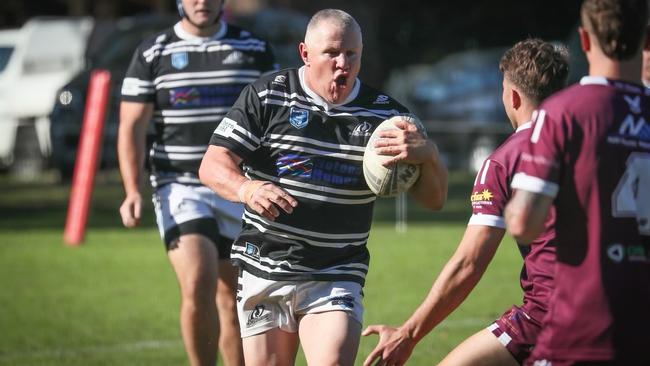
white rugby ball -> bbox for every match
[363,115,425,197]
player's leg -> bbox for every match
[215,257,244,366]
[242,328,300,366]
[299,310,362,366]
[167,232,220,366]
[438,328,519,366]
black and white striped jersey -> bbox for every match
[121,20,277,187]
[209,67,411,285]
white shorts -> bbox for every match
[152,183,244,254]
[237,269,364,338]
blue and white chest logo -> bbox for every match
[351,121,373,137]
[289,107,309,129]
[171,52,189,70]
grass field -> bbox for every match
[0,171,521,365]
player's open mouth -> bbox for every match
[334,75,348,87]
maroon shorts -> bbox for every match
[488,305,543,364]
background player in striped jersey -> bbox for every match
[117,0,276,364]
[362,39,569,366]
[506,0,649,364]
[199,8,448,366]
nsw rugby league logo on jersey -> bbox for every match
[289,107,309,129]
[171,52,189,70]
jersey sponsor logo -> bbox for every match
[311,158,361,187]
[215,118,237,138]
[289,107,309,129]
[471,189,493,203]
[170,85,244,107]
[171,52,189,70]
[350,121,373,137]
[276,153,313,178]
[617,115,650,140]
[624,94,641,114]
[244,242,261,260]
[607,243,648,263]
[246,304,271,327]
[373,94,390,104]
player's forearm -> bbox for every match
[402,226,503,342]
[505,190,552,244]
[117,119,147,196]
[199,146,248,202]
[409,141,448,210]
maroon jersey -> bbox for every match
[471,122,556,323]
[512,76,650,363]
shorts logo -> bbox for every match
[246,304,271,327]
[171,52,189,70]
[330,296,354,309]
[289,107,309,129]
[351,121,373,137]
[244,242,260,260]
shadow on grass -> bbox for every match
[0,170,474,230]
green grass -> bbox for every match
[0,171,522,365]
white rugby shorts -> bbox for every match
[152,183,243,252]
[237,269,364,338]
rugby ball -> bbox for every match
[363,115,425,197]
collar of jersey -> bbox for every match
[298,66,360,112]
[516,120,533,133]
[173,20,227,41]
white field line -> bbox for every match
[0,339,182,363]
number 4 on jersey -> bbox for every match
[612,153,650,235]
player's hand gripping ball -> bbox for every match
[363,115,424,197]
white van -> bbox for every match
[0,17,93,174]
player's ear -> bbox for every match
[578,27,591,53]
[511,89,521,110]
[299,42,309,65]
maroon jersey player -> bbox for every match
[506,0,650,364]
[362,39,569,366]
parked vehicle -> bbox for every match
[0,17,93,176]
[49,15,176,178]
[385,47,511,172]
[50,10,308,177]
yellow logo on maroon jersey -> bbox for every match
[471,189,493,202]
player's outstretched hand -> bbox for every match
[119,192,142,228]
[373,119,435,167]
[238,180,297,221]
[362,324,417,366]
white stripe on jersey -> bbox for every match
[283,188,376,205]
[154,115,224,124]
[121,78,155,96]
[155,107,231,117]
[468,214,506,229]
[261,97,399,119]
[242,215,367,248]
[150,150,205,161]
[258,89,403,117]
[153,144,207,153]
[249,169,373,196]
[144,44,265,62]
[511,172,559,198]
[156,76,259,89]
[231,251,369,279]
[243,210,370,240]
[261,141,364,161]
[153,69,261,84]
[267,134,366,153]
[143,38,266,58]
